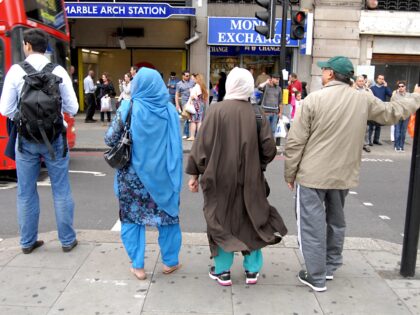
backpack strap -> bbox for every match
[36,120,56,160]
[62,130,68,158]
[42,62,57,73]
[19,61,38,75]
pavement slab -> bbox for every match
[232,284,323,315]
[75,243,159,281]
[143,274,233,314]
[48,278,147,315]
[317,277,412,315]
[0,306,49,315]
[0,248,21,267]
[0,266,75,307]
[7,241,94,270]
[392,288,420,315]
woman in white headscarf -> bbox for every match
[186,67,288,286]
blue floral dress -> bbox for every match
[105,111,179,227]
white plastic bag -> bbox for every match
[100,96,112,112]
[185,100,196,114]
[275,119,287,138]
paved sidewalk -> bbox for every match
[1,230,420,315]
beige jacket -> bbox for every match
[284,81,420,189]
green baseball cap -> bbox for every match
[317,56,354,77]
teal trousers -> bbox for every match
[214,246,263,274]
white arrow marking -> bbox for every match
[363,202,373,206]
[379,215,390,220]
[69,170,106,176]
[111,220,121,231]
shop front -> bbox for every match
[208,17,300,86]
[64,0,195,110]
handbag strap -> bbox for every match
[124,100,133,131]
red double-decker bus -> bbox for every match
[0,0,76,170]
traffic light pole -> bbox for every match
[280,0,288,89]
[400,102,420,277]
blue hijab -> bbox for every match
[118,68,182,217]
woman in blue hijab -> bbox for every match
[105,67,183,280]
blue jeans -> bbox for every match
[265,112,279,137]
[183,120,190,138]
[394,118,409,150]
[16,136,76,248]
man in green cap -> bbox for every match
[284,56,420,292]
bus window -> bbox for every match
[24,0,66,33]
[0,39,4,97]
[10,27,26,64]
[10,26,69,69]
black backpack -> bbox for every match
[15,61,67,160]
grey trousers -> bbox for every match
[296,184,349,286]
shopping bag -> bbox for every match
[185,100,196,114]
[408,114,416,139]
[100,96,112,112]
[275,119,287,138]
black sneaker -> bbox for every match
[298,270,327,292]
[245,270,259,285]
[22,240,44,254]
[62,239,78,253]
[209,266,232,286]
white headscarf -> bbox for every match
[224,67,254,101]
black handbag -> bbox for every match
[104,100,133,169]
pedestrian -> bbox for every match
[288,73,303,104]
[130,65,138,79]
[105,67,183,280]
[368,74,392,145]
[216,71,226,102]
[175,70,195,139]
[117,72,131,108]
[258,73,283,137]
[353,75,372,153]
[69,65,78,100]
[392,81,412,152]
[301,81,308,99]
[0,28,78,254]
[186,73,208,141]
[84,69,97,122]
[167,71,179,106]
[186,67,287,286]
[97,72,116,125]
[284,56,420,292]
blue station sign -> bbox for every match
[208,17,299,47]
[65,2,196,19]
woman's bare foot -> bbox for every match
[130,267,147,280]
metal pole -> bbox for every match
[400,75,420,277]
[280,0,288,90]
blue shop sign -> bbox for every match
[208,17,299,47]
[65,2,196,19]
[210,46,284,56]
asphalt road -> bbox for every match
[0,149,415,246]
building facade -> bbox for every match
[65,0,420,107]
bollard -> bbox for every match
[400,78,420,277]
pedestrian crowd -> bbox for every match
[1,28,420,293]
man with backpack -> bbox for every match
[0,29,78,254]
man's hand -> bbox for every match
[287,182,294,191]
[188,176,199,193]
[413,84,420,94]
[383,80,388,87]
